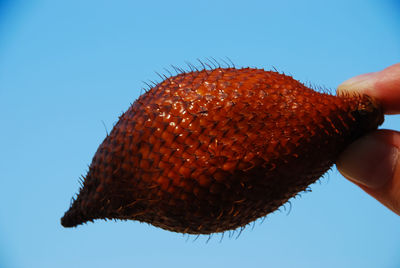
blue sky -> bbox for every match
[0,1,399,267]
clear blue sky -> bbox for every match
[0,1,399,267]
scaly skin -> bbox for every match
[61,67,384,234]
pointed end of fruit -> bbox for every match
[61,211,76,228]
[61,207,84,228]
[60,197,91,228]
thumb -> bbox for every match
[336,130,400,215]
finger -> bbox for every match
[337,63,400,114]
[336,129,400,215]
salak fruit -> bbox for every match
[61,67,384,234]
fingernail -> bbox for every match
[337,72,377,95]
[337,136,399,189]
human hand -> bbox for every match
[336,63,400,215]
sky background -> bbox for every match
[0,0,399,267]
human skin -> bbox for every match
[336,63,400,215]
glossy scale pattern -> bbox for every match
[61,67,384,234]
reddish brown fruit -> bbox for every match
[61,67,383,234]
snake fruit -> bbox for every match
[61,67,384,234]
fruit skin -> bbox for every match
[61,67,384,234]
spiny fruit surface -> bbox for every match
[61,67,384,234]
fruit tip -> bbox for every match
[60,208,82,228]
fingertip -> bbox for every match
[337,131,399,189]
[337,72,376,95]
[337,63,400,114]
[337,129,400,215]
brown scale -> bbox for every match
[61,67,384,234]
